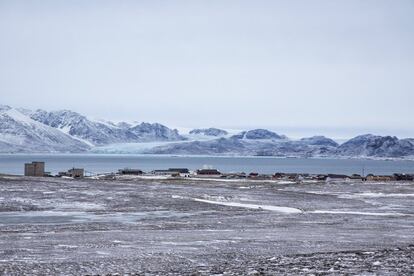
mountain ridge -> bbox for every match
[1,105,413,158]
[25,108,186,146]
[0,106,90,153]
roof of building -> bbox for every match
[327,174,349,179]
[197,169,221,174]
[168,168,190,173]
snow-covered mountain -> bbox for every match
[145,132,338,157]
[300,136,339,147]
[145,132,414,158]
[0,106,90,153]
[336,134,414,158]
[25,109,185,146]
[26,109,129,145]
[1,105,414,158]
[129,122,185,142]
[230,129,286,140]
[189,128,228,137]
[0,106,186,153]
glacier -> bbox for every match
[1,105,414,159]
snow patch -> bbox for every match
[192,198,302,214]
[351,192,414,198]
[310,210,409,217]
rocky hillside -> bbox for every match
[25,109,185,146]
[336,134,414,157]
[146,131,414,158]
[189,128,228,137]
[1,106,413,158]
[0,106,90,153]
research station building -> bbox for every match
[24,161,45,177]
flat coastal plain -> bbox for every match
[0,176,413,275]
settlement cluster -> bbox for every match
[23,161,414,182]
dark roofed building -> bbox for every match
[153,170,174,175]
[68,168,84,178]
[196,169,221,175]
[394,173,414,181]
[168,168,190,174]
[327,174,349,179]
[119,168,143,175]
[249,172,259,177]
[58,168,85,178]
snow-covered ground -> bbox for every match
[0,177,414,274]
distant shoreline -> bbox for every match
[2,154,413,176]
[1,152,414,162]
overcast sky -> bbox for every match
[1,0,413,138]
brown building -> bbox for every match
[24,161,45,177]
[366,174,394,181]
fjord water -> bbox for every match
[1,154,414,176]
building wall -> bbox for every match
[34,162,45,176]
[24,162,45,177]
[24,164,35,176]
[68,169,84,178]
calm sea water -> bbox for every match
[1,154,414,176]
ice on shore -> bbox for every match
[192,198,303,214]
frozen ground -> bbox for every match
[0,177,413,275]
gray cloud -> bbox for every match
[1,0,413,138]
